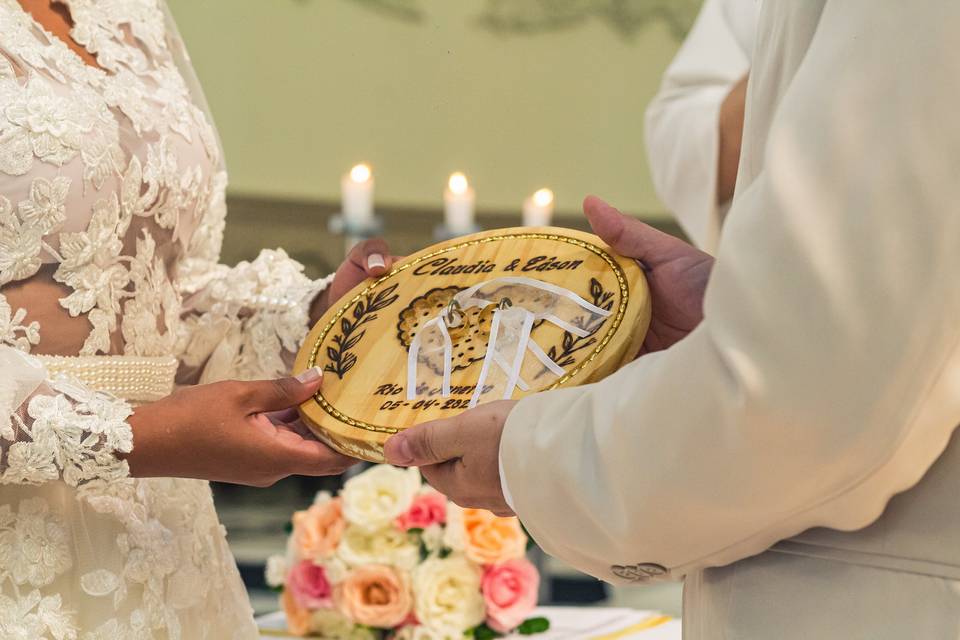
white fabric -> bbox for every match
[0,2,331,638]
[501,1,960,637]
[35,354,178,403]
[685,553,960,640]
[644,0,760,253]
[258,607,681,639]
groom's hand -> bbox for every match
[384,400,516,517]
[386,197,714,511]
[584,195,714,355]
[310,238,397,323]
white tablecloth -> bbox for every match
[257,607,681,639]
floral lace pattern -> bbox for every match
[1,377,132,486]
[0,1,330,638]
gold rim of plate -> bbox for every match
[294,226,651,461]
[306,231,629,434]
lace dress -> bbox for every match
[0,2,333,637]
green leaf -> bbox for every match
[519,521,536,551]
[439,547,452,559]
[466,624,502,640]
[269,585,284,593]
[517,617,550,635]
[283,521,293,534]
[408,527,424,535]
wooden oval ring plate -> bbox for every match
[294,227,651,462]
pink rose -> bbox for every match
[395,491,447,531]
[481,558,539,634]
[287,560,333,609]
[335,564,413,629]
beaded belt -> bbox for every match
[35,355,178,404]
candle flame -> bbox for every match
[532,188,554,207]
[448,172,469,195]
[350,163,372,183]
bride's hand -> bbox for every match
[310,238,397,323]
[124,367,354,486]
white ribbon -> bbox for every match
[406,277,612,407]
[406,316,452,400]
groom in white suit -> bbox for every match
[385,2,960,637]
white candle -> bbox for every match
[341,163,374,229]
[443,172,475,234]
[522,187,555,227]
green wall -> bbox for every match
[167,0,685,219]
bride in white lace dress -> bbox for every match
[0,1,393,637]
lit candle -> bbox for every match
[443,172,475,235]
[341,163,374,229]
[522,187,555,227]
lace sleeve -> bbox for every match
[0,345,132,488]
[175,250,333,384]
[159,5,333,385]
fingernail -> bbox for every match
[367,254,385,270]
[384,435,413,466]
[295,367,323,384]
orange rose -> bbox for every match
[293,497,346,561]
[335,564,413,629]
[281,588,312,637]
[461,509,528,565]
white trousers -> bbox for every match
[683,551,960,639]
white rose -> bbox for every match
[310,608,376,640]
[313,490,333,506]
[422,524,444,554]
[321,556,350,585]
[442,503,465,552]
[412,555,485,633]
[342,465,421,531]
[337,525,419,571]
[264,554,288,588]
[393,624,462,640]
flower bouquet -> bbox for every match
[266,464,549,639]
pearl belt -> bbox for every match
[35,355,178,404]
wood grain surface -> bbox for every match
[294,227,650,462]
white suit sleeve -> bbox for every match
[502,1,960,584]
[644,0,755,253]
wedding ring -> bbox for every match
[443,299,465,328]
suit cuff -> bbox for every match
[498,431,516,511]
